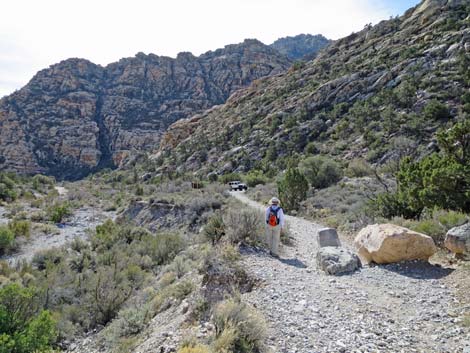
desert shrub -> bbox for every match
[47,202,71,223]
[212,325,238,352]
[92,265,133,325]
[375,120,470,219]
[409,219,446,244]
[371,192,419,220]
[243,170,268,187]
[146,233,185,265]
[151,280,194,313]
[0,283,57,353]
[0,226,15,255]
[103,305,148,345]
[346,159,373,177]
[213,297,266,353]
[32,175,55,191]
[299,156,343,189]
[423,99,451,121]
[436,210,468,230]
[0,173,17,202]
[8,219,31,238]
[277,168,308,211]
[224,209,263,244]
[32,249,63,270]
[204,213,225,245]
[166,255,193,278]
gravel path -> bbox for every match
[232,192,470,353]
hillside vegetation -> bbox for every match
[160,0,470,179]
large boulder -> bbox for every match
[317,227,341,248]
[445,223,470,258]
[354,224,437,264]
[316,247,361,275]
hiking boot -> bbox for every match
[269,251,280,259]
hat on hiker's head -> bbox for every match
[270,197,280,205]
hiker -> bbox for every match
[265,197,285,258]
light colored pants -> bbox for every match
[266,225,281,255]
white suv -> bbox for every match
[228,181,248,191]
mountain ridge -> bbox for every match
[157,0,470,177]
[0,39,293,179]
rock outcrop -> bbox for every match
[0,40,291,179]
[270,34,331,61]
[445,223,470,258]
[316,246,362,275]
[354,224,437,264]
[160,0,470,176]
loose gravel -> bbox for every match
[232,192,470,353]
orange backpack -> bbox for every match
[268,207,281,226]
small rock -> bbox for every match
[316,247,362,275]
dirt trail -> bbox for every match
[232,192,469,353]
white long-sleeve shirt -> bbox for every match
[265,206,285,227]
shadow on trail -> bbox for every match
[376,260,454,280]
[279,257,307,268]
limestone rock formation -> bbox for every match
[0,40,291,179]
[445,223,470,258]
[354,224,437,264]
[316,246,362,275]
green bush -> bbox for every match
[0,283,57,353]
[32,175,55,191]
[147,233,185,265]
[243,170,268,187]
[47,203,71,223]
[423,100,451,121]
[346,159,373,177]
[378,121,470,219]
[0,226,15,254]
[436,210,468,230]
[299,156,343,189]
[8,220,31,238]
[408,219,446,245]
[278,168,308,211]
[0,173,17,202]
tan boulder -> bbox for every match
[354,224,437,264]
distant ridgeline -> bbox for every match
[0,33,331,180]
[158,0,470,177]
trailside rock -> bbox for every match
[445,223,470,258]
[317,228,341,248]
[354,224,437,264]
[316,247,361,275]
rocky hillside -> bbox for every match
[159,0,470,176]
[270,34,331,61]
[0,40,291,179]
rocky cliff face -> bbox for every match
[159,0,470,176]
[270,34,331,61]
[0,39,291,179]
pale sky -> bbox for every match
[0,0,419,97]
